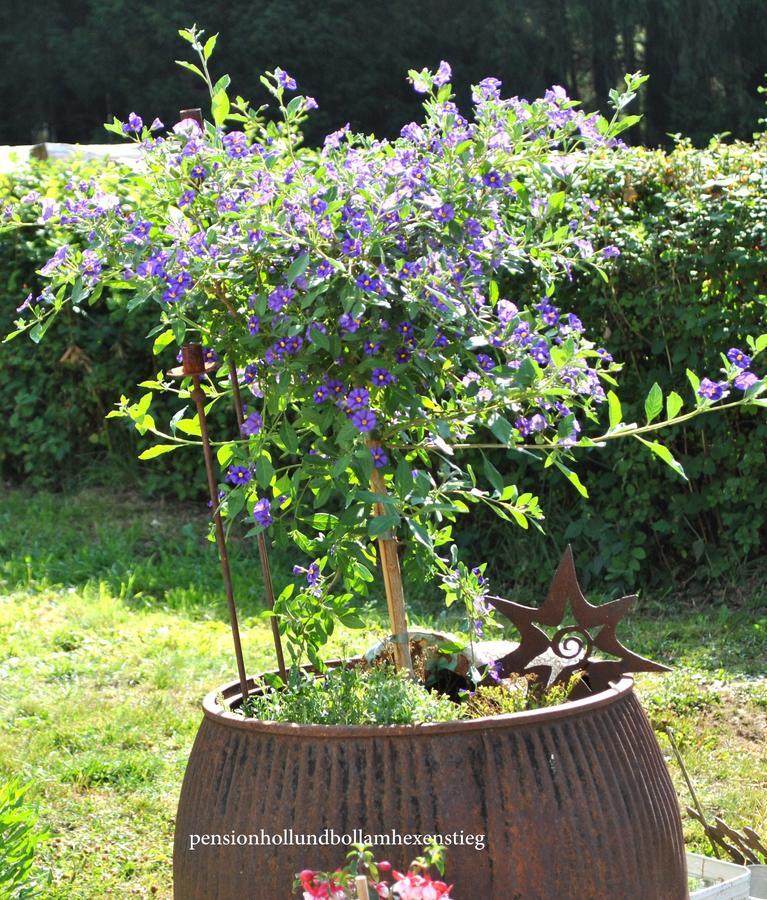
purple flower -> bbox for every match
[433,60,452,86]
[595,348,613,363]
[339,313,361,333]
[306,561,320,585]
[313,385,331,404]
[248,316,260,335]
[530,340,550,366]
[122,112,143,134]
[476,353,495,372]
[80,250,102,284]
[515,417,532,436]
[253,497,273,528]
[275,68,297,91]
[371,368,396,387]
[363,339,381,355]
[602,245,621,259]
[486,659,503,684]
[346,387,370,411]
[537,303,560,327]
[40,198,58,222]
[324,123,350,150]
[727,348,751,369]
[434,204,455,223]
[325,379,345,399]
[351,408,377,432]
[394,346,412,364]
[40,245,68,276]
[241,411,263,436]
[473,77,502,103]
[355,272,378,292]
[150,118,164,131]
[341,234,362,257]
[482,171,503,188]
[227,466,252,486]
[16,293,35,313]
[173,117,202,137]
[370,447,388,468]
[309,195,327,215]
[304,96,319,111]
[733,371,758,391]
[565,312,583,333]
[223,131,249,158]
[268,285,295,312]
[698,378,728,401]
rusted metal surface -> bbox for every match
[173,673,687,899]
[227,354,287,681]
[488,545,669,692]
[174,343,249,700]
[686,807,767,865]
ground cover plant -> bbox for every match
[0,489,765,896]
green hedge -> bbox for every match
[1,141,766,592]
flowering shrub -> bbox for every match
[6,27,767,669]
[295,842,454,899]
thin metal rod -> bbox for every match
[228,356,287,681]
[664,725,720,859]
[190,373,250,700]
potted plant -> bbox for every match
[7,26,767,898]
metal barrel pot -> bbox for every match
[174,674,687,899]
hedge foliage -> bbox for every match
[2,137,766,592]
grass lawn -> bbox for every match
[1,488,765,897]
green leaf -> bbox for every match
[256,454,274,488]
[687,369,701,396]
[217,444,234,467]
[211,89,230,126]
[607,390,622,429]
[139,444,179,460]
[489,414,513,445]
[369,513,398,537]
[176,417,201,436]
[636,437,687,480]
[666,391,683,420]
[553,459,589,498]
[395,458,414,496]
[482,456,504,494]
[286,252,310,285]
[175,60,205,80]
[509,509,529,529]
[644,382,663,424]
[202,33,218,61]
[152,329,175,355]
[211,74,231,96]
[755,334,767,353]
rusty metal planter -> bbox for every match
[173,673,687,899]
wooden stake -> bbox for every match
[355,875,370,900]
[369,442,413,675]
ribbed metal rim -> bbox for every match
[201,665,635,738]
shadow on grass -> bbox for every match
[0,488,289,619]
[1,487,764,676]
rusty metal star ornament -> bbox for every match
[487,545,669,693]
